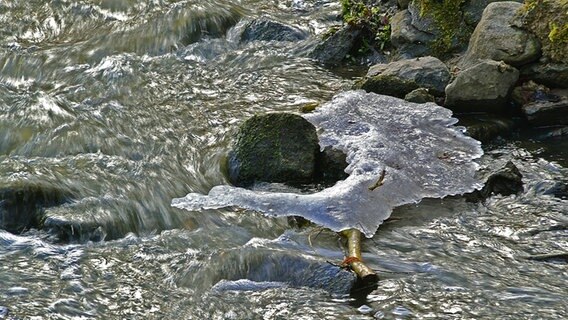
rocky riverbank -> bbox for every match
[314,0,567,140]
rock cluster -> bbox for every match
[352,0,568,131]
[226,0,567,200]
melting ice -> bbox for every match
[172,91,483,237]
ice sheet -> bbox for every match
[172,91,483,237]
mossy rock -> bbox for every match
[410,0,474,57]
[404,88,435,103]
[355,74,419,98]
[519,0,568,63]
[228,113,320,187]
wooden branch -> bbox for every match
[368,169,386,191]
[341,229,379,284]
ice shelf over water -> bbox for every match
[172,91,484,237]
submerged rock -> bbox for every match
[174,91,483,237]
[0,183,72,233]
[462,1,541,68]
[237,17,307,43]
[445,60,519,113]
[228,113,320,187]
[181,6,243,45]
[463,117,519,143]
[43,197,132,242]
[477,161,523,199]
[189,234,358,295]
[521,62,568,89]
[522,97,568,126]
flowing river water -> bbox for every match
[0,1,567,319]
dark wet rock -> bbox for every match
[404,88,435,103]
[541,126,568,139]
[445,60,519,113]
[461,1,541,68]
[520,62,568,89]
[315,146,349,186]
[0,184,72,233]
[355,74,419,98]
[397,0,411,10]
[511,80,554,106]
[309,25,361,65]
[238,17,307,43]
[522,97,568,126]
[357,56,450,98]
[462,0,521,26]
[228,113,320,187]
[468,161,523,201]
[463,117,519,143]
[390,10,433,58]
[541,180,568,199]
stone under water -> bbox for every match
[172,91,483,237]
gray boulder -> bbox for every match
[228,113,320,187]
[309,25,361,65]
[238,17,307,43]
[445,60,519,113]
[462,0,521,26]
[390,10,433,58]
[359,56,450,96]
[462,1,541,68]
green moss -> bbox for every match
[415,0,471,57]
[299,102,319,113]
[548,22,568,43]
[520,0,568,63]
[339,0,392,55]
[229,113,319,187]
[321,25,341,41]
